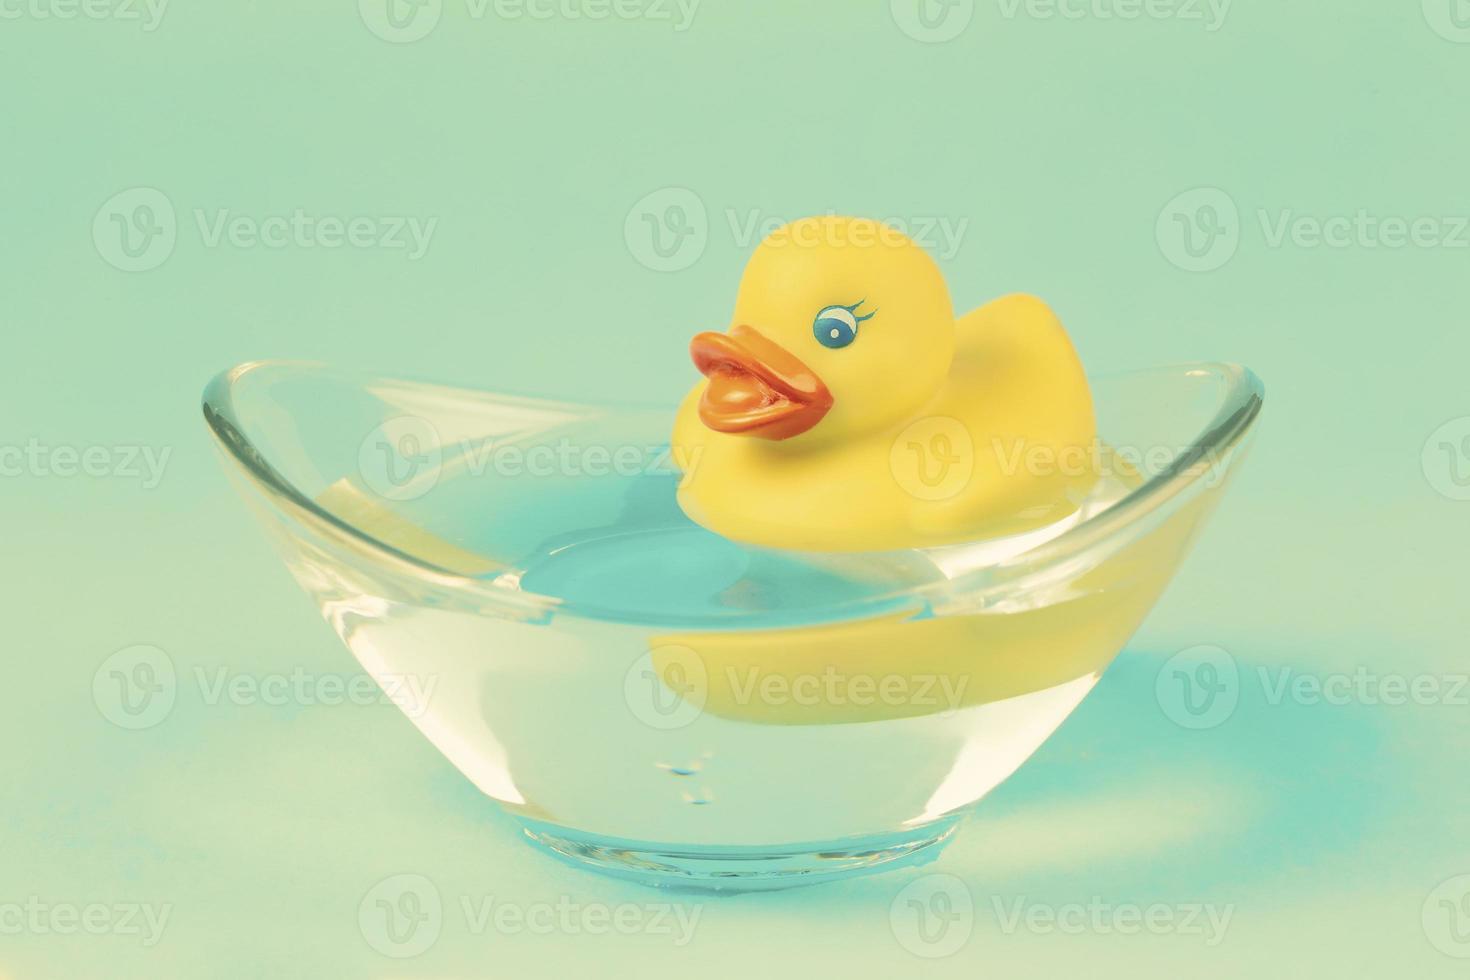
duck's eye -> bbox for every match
[814,306,859,349]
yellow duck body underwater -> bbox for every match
[672,215,1099,552]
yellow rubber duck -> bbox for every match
[672,216,1098,552]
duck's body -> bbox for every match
[672,218,1097,553]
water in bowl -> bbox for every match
[294,449,1138,855]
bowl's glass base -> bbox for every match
[517,816,964,892]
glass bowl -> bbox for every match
[202,360,1262,890]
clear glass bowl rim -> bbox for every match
[203,360,1264,626]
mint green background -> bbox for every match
[4,1,1469,976]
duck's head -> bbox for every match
[689,216,955,446]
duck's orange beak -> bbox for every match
[690,325,833,440]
